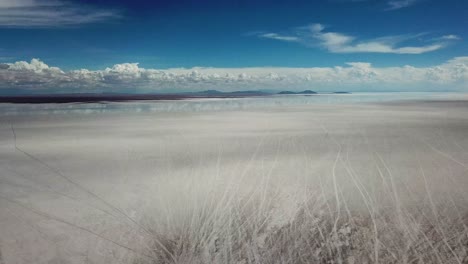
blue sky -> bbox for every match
[0,0,467,93]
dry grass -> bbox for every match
[132,180,468,264]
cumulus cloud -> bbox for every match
[258,23,456,54]
[0,57,467,93]
[0,0,120,27]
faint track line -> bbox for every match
[9,123,176,262]
[0,195,156,262]
[419,137,468,170]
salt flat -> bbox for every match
[1,96,468,263]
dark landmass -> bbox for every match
[0,94,189,104]
[190,90,269,96]
[278,90,318,95]
[300,90,318,94]
[0,90,352,104]
[0,90,270,104]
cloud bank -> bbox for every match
[0,57,467,93]
[0,0,120,27]
[259,23,458,54]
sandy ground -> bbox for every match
[1,98,468,263]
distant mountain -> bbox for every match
[278,90,318,95]
[190,90,269,96]
[300,90,318,94]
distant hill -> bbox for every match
[194,90,225,95]
[300,90,318,94]
[278,90,318,95]
[333,91,351,94]
[191,90,269,96]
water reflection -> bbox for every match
[0,92,463,116]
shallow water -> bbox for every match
[0,92,464,116]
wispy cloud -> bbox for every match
[330,0,423,11]
[257,23,457,54]
[386,0,421,10]
[0,57,467,93]
[441,35,461,40]
[0,0,120,27]
[0,56,15,62]
[259,33,300,42]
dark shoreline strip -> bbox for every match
[0,95,249,104]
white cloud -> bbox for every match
[329,0,421,10]
[259,33,300,42]
[386,0,420,10]
[259,23,453,54]
[441,35,461,40]
[0,57,467,93]
[0,0,120,27]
